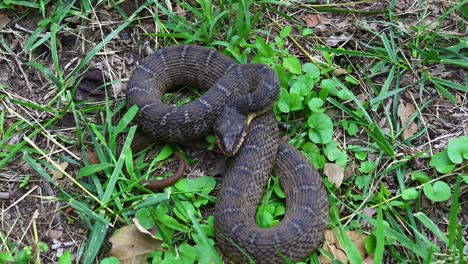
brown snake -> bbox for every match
[126,45,328,263]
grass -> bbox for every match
[0,0,467,263]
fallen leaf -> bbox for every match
[324,163,344,188]
[326,34,349,47]
[303,14,321,27]
[0,14,10,29]
[51,161,68,180]
[75,68,108,101]
[320,230,347,263]
[109,224,164,264]
[333,68,347,77]
[133,218,157,239]
[398,101,418,139]
[46,230,63,240]
[320,229,368,262]
[175,4,186,18]
[347,231,367,258]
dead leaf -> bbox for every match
[109,224,164,264]
[303,14,321,27]
[75,68,108,101]
[46,229,63,240]
[51,161,68,180]
[324,163,344,188]
[320,229,368,262]
[133,218,157,239]
[175,4,186,18]
[0,14,10,29]
[347,231,367,258]
[326,34,349,47]
[398,101,418,139]
[333,68,347,77]
[320,230,347,263]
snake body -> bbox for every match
[126,45,328,263]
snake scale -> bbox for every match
[126,45,328,263]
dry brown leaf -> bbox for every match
[320,229,368,262]
[333,68,348,77]
[0,14,10,29]
[175,4,186,18]
[109,224,163,264]
[320,230,347,263]
[51,161,68,180]
[46,230,63,240]
[303,14,321,27]
[398,101,418,139]
[347,231,367,258]
[324,163,344,188]
[133,218,157,239]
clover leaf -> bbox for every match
[411,171,431,184]
[277,91,302,113]
[307,113,333,144]
[402,188,419,200]
[290,81,309,97]
[447,136,468,164]
[429,150,456,174]
[302,63,320,79]
[307,98,324,113]
[423,181,451,202]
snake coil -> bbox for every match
[126,45,328,263]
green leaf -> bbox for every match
[154,145,174,162]
[342,121,358,136]
[277,91,302,113]
[423,181,452,202]
[272,176,286,198]
[280,25,292,38]
[355,175,372,190]
[302,142,326,169]
[135,208,155,229]
[414,212,449,245]
[307,113,333,144]
[302,63,320,77]
[302,28,314,36]
[100,257,120,264]
[77,163,114,178]
[429,150,456,174]
[58,250,72,264]
[283,56,302,75]
[402,188,419,200]
[359,161,376,174]
[324,142,347,167]
[255,36,274,57]
[411,171,431,184]
[447,136,468,164]
[179,243,197,264]
[320,79,338,95]
[290,81,310,97]
[307,98,324,113]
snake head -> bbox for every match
[213,108,248,157]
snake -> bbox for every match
[126,45,328,263]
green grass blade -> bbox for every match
[414,212,449,245]
[101,126,137,204]
[374,208,384,263]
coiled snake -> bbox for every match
[126,45,328,263]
